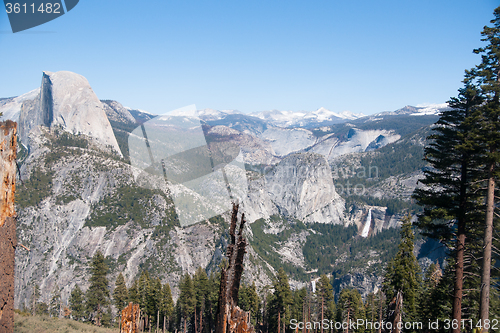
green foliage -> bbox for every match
[382,215,422,325]
[302,223,400,278]
[136,271,150,313]
[336,288,365,333]
[290,287,307,324]
[178,273,196,331]
[128,279,139,305]
[86,185,178,229]
[30,284,49,316]
[51,131,89,149]
[250,216,308,279]
[13,313,118,333]
[160,283,174,324]
[238,282,260,326]
[316,274,335,321]
[267,267,293,332]
[69,285,85,321]
[113,273,128,312]
[16,168,54,208]
[85,251,110,324]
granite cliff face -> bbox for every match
[12,71,122,156]
[265,153,345,224]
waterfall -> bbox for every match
[361,208,372,238]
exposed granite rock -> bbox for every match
[265,153,345,224]
[18,71,122,156]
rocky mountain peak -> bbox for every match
[18,71,122,156]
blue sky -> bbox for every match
[0,1,498,115]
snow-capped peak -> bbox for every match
[250,107,365,128]
[413,103,449,116]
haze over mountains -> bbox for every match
[0,71,447,309]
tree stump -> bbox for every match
[0,121,17,333]
[121,302,140,333]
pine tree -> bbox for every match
[160,283,174,332]
[206,272,221,330]
[69,284,85,321]
[49,285,61,317]
[268,267,293,332]
[113,272,128,312]
[418,263,443,322]
[147,278,162,330]
[128,279,139,304]
[246,282,260,327]
[238,281,260,327]
[382,215,421,328]
[137,271,150,313]
[86,250,109,326]
[412,84,484,330]
[101,306,113,328]
[193,267,209,333]
[364,293,377,333]
[465,6,500,326]
[291,287,307,330]
[316,274,335,333]
[336,288,365,333]
[178,273,196,333]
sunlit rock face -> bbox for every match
[18,71,122,156]
[265,152,345,225]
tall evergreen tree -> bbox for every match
[147,278,162,330]
[382,215,421,328]
[336,288,365,333]
[413,84,484,330]
[86,250,110,326]
[178,273,196,333]
[316,274,335,333]
[291,287,307,330]
[160,283,174,332]
[465,6,500,327]
[137,271,151,313]
[239,281,260,327]
[193,267,209,333]
[128,279,139,304]
[113,272,128,312]
[364,293,377,333]
[206,272,221,331]
[69,284,85,321]
[268,267,293,333]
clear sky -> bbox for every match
[0,1,498,115]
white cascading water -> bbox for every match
[361,208,372,238]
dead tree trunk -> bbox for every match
[121,303,141,333]
[215,203,255,333]
[0,121,17,333]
